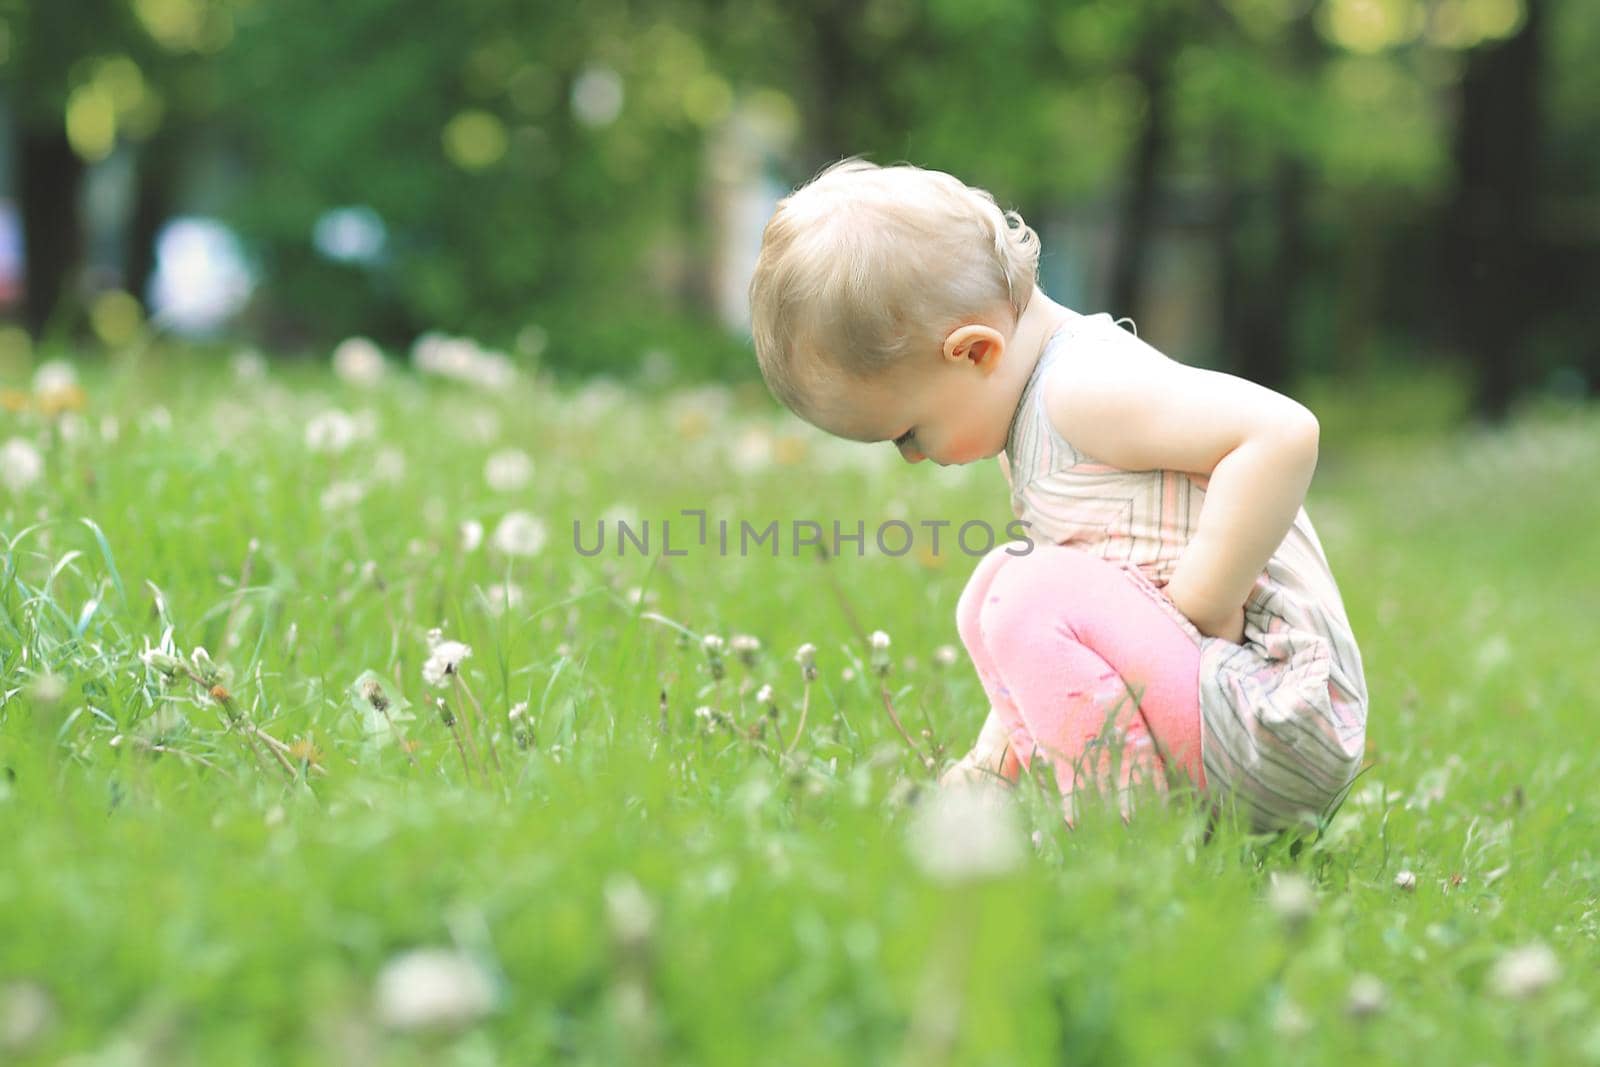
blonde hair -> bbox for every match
[747,157,1041,418]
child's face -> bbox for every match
[801,324,1018,466]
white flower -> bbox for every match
[422,639,472,687]
[755,684,775,708]
[231,349,267,382]
[479,582,525,617]
[933,644,960,668]
[319,480,367,512]
[1394,869,1417,892]
[459,520,484,553]
[411,333,516,390]
[372,446,407,484]
[484,448,534,492]
[907,783,1025,883]
[305,409,362,454]
[603,874,656,950]
[1489,943,1561,1000]
[31,359,78,395]
[1,438,43,493]
[374,948,496,1031]
[1267,872,1317,930]
[491,511,546,557]
[333,336,387,387]
[701,634,725,656]
[1344,974,1386,1019]
[869,630,891,652]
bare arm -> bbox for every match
[1041,330,1319,640]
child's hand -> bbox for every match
[1164,577,1247,645]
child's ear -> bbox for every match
[942,324,1006,373]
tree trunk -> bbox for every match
[1449,0,1544,422]
[124,131,185,308]
[1107,29,1173,323]
[17,125,88,339]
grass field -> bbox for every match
[2,347,1597,1065]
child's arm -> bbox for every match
[1041,332,1319,642]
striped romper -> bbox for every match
[1003,309,1370,832]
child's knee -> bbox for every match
[955,544,1018,652]
[977,544,1098,647]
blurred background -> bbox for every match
[0,0,1596,418]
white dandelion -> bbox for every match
[422,639,472,687]
[484,448,535,492]
[0,438,43,494]
[374,948,496,1031]
[906,782,1025,884]
[1489,943,1561,1000]
[31,359,78,396]
[304,409,362,454]
[490,511,547,557]
[333,336,387,387]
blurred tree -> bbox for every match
[1446,0,1544,421]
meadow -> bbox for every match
[1,342,1597,1066]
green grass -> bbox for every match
[2,347,1598,1065]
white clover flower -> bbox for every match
[484,448,534,492]
[701,634,725,655]
[422,639,472,687]
[31,359,78,395]
[374,948,496,1031]
[907,782,1025,884]
[459,519,484,553]
[490,511,547,557]
[869,630,891,652]
[933,644,960,668]
[332,336,387,387]
[794,643,817,671]
[1394,869,1417,892]
[755,684,775,708]
[1,438,43,493]
[1489,943,1561,1000]
[304,409,362,454]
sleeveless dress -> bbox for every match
[1003,309,1369,833]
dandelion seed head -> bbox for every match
[869,630,891,652]
[422,639,472,687]
[484,448,535,492]
[332,336,387,387]
[1489,943,1561,1000]
[1344,974,1386,1019]
[1266,872,1317,930]
[906,783,1025,884]
[490,511,547,557]
[374,948,496,1031]
[0,438,44,494]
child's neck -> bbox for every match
[1003,290,1075,406]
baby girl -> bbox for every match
[747,159,1368,833]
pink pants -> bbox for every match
[956,543,1207,821]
